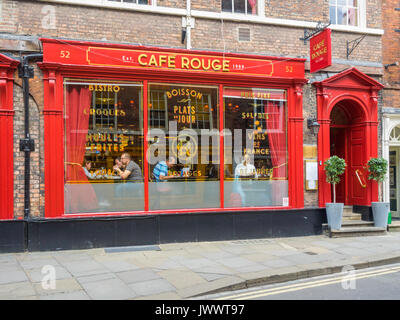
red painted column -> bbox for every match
[42,68,64,218]
[316,87,331,207]
[287,84,305,208]
[369,90,379,202]
[0,62,17,220]
[219,84,224,209]
[143,80,149,211]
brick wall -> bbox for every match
[382,0,400,110]
[13,74,44,218]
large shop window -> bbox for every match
[64,81,144,214]
[148,84,220,210]
[223,87,288,207]
[63,81,288,214]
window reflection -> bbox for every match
[224,87,288,207]
[148,84,220,210]
[64,81,144,213]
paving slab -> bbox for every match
[157,269,208,290]
[262,258,295,268]
[60,260,110,277]
[97,259,141,273]
[215,256,255,269]
[134,292,182,300]
[39,290,90,300]
[116,269,161,284]
[129,278,176,297]
[0,270,28,285]
[33,278,82,296]
[25,266,72,283]
[177,275,245,298]
[19,258,60,270]
[0,281,36,299]
[79,277,137,300]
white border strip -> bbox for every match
[36,0,384,36]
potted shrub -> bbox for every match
[367,157,389,228]
[324,155,346,230]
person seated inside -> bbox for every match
[105,157,123,180]
[152,156,177,182]
[83,160,102,179]
[234,154,258,179]
[113,152,142,182]
[113,152,143,198]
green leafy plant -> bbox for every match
[324,155,346,203]
[367,157,388,202]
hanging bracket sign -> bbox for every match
[309,28,332,73]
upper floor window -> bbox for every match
[107,0,152,4]
[329,0,359,26]
[222,0,257,15]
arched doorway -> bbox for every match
[329,99,367,205]
[314,68,383,208]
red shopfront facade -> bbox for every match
[39,38,307,220]
[3,38,338,252]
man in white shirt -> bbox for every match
[234,154,258,179]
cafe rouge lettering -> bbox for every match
[84,47,275,76]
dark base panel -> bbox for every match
[0,220,26,253]
[353,205,373,221]
[1,208,327,252]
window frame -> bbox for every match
[329,0,366,29]
[221,0,259,16]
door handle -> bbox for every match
[355,169,366,188]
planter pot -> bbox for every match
[371,202,390,229]
[325,203,344,230]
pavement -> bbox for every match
[1,232,400,300]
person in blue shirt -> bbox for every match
[151,156,177,210]
[152,156,177,182]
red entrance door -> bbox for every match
[329,103,368,206]
[349,126,368,205]
[330,127,347,203]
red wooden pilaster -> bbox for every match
[369,90,379,202]
[41,67,64,218]
[287,83,305,208]
[143,80,149,211]
[0,55,18,220]
[316,86,331,207]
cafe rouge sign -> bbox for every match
[309,28,332,73]
[41,40,305,78]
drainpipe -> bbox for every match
[186,0,191,49]
[183,0,194,49]
[18,53,43,220]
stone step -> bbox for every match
[343,206,353,214]
[323,226,387,238]
[342,213,362,221]
[341,221,374,228]
[388,221,400,232]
